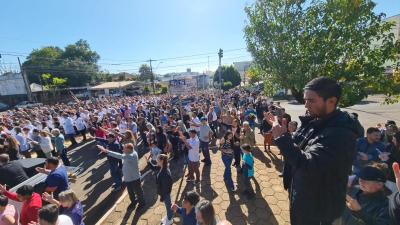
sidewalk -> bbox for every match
[99,132,290,225]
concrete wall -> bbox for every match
[0,73,27,96]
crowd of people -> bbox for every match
[0,76,398,225]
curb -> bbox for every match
[95,169,152,225]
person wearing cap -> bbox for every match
[269,77,364,225]
[341,165,391,225]
[199,117,213,166]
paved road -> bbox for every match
[281,95,400,129]
[83,94,400,225]
[100,134,290,225]
[67,139,150,225]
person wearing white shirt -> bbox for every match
[30,204,74,225]
[14,127,31,158]
[119,119,128,133]
[189,113,201,133]
[180,130,201,184]
[62,114,78,146]
[38,131,53,158]
[207,107,218,138]
[74,113,87,141]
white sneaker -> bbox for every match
[161,216,167,224]
[162,219,173,225]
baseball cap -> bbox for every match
[359,166,386,183]
[200,117,207,121]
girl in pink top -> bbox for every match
[0,194,18,225]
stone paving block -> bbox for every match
[101,131,290,225]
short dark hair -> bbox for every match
[241,144,252,152]
[189,130,197,135]
[304,77,342,102]
[46,157,59,167]
[16,185,34,197]
[367,127,380,134]
[0,194,8,207]
[38,204,59,224]
[184,190,200,206]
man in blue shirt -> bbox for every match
[36,157,69,199]
[353,127,385,176]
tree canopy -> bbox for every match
[23,39,100,87]
[213,65,242,91]
[245,0,400,107]
[138,64,153,81]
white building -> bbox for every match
[161,68,212,89]
[233,61,252,84]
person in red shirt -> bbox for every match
[0,184,42,225]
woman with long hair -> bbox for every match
[260,111,273,152]
[4,135,20,161]
[220,131,235,192]
[156,154,173,225]
[42,189,84,225]
[195,200,216,225]
[231,120,241,168]
[115,130,136,145]
[156,126,169,153]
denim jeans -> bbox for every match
[200,141,211,164]
[108,158,122,188]
[65,133,78,145]
[221,154,234,190]
[163,194,173,220]
[59,148,71,166]
[126,178,145,205]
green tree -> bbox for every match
[93,71,112,83]
[41,73,67,100]
[245,0,400,107]
[213,65,241,90]
[23,39,100,87]
[247,66,263,85]
[138,64,153,81]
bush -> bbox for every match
[161,86,168,94]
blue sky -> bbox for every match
[0,0,399,75]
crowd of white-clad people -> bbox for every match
[0,81,399,225]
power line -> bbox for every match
[0,47,247,66]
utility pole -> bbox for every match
[218,49,223,93]
[149,59,155,94]
[18,57,33,101]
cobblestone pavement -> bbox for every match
[100,131,290,225]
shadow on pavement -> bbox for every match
[83,184,123,225]
[252,147,272,168]
[228,175,278,225]
[264,148,283,172]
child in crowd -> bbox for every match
[172,191,200,225]
[241,144,255,199]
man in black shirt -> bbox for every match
[0,154,28,188]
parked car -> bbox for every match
[14,101,43,109]
[0,103,10,112]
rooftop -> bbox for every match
[90,81,137,90]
